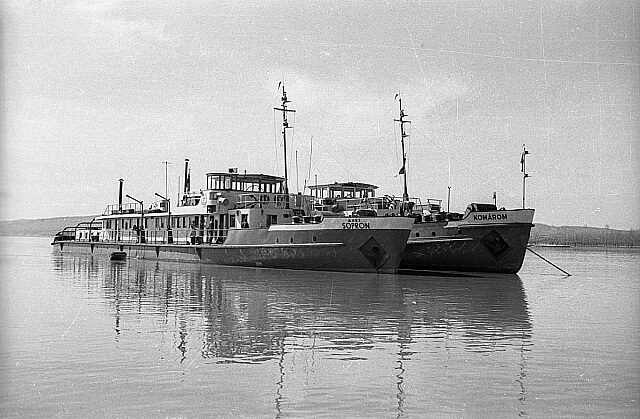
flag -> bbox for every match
[521,148,529,172]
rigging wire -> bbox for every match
[305,135,313,192]
[410,125,521,207]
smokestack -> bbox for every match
[184,159,189,193]
[118,179,124,212]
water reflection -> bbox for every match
[53,254,532,356]
[52,253,532,416]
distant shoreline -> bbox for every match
[0,215,99,238]
[1,216,639,247]
[529,244,640,249]
[529,224,640,248]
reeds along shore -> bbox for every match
[529,224,640,248]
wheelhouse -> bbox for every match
[206,172,286,194]
[308,182,378,213]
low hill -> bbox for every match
[530,223,639,247]
[0,216,99,237]
[1,216,638,246]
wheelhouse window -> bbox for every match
[206,173,285,194]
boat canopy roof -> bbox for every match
[206,172,285,193]
[307,182,378,199]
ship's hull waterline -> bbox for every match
[53,222,413,274]
[400,210,534,274]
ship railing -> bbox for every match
[103,202,142,216]
[311,197,362,211]
[235,193,280,209]
[360,197,390,210]
[236,192,311,210]
[99,227,235,245]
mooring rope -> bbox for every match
[526,247,571,276]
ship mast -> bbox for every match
[394,95,410,202]
[274,84,296,195]
[521,144,530,209]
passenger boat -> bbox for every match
[307,98,534,274]
[51,88,414,274]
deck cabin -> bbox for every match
[76,171,316,245]
[307,181,463,222]
[309,182,378,213]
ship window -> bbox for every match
[415,232,420,237]
[431,231,436,237]
[312,236,317,242]
[290,237,294,243]
[229,215,236,228]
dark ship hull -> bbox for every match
[400,209,534,274]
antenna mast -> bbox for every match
[395,95,411,202]
[274,84,296,195]
[521,145,530,209]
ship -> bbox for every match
[307,97,534,274]
[51,87,414,274]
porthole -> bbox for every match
[312,236,317,242]
[415,232,420,237]
[431,231,436,237]
[275,238,279,244]
[290,237,294,243]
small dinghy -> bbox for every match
[109,251,127,261]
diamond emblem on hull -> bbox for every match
[359,236,389,270]
[480,229,510,259]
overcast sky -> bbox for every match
[2,0,638,229]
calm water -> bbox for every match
[1,237,638,418]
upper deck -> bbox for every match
[206,171,286,194]
[308,181,378,200]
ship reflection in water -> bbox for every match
[53,254,532,416]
